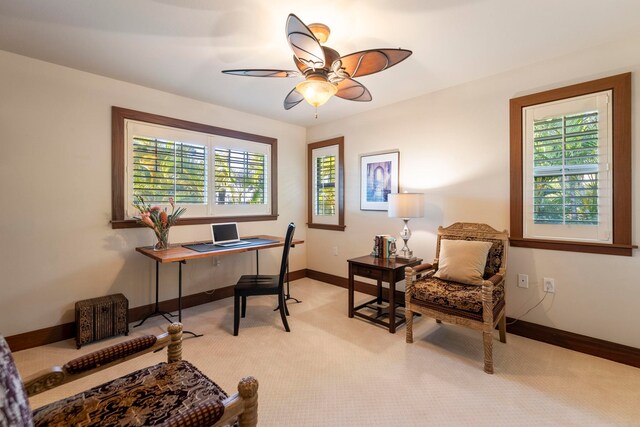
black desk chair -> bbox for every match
[233,222,296,336]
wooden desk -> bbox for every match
[347,255,423,333]
[135,235,304,330]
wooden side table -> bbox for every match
[347,255,423,333]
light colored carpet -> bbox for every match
[14,279,640,426]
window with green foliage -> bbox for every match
[132,137,207,204]
[509,73,632,256]
[307,137,345,231]
[522,91,611,243]
[214,148,265,205]
[532,111,599,225]
[315,155,336,216]
[116,111,276,224]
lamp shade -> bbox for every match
[296,77,338,107]
[388,193,425,218]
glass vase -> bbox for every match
[154,229,170,251]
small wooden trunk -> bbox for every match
[75,293,129,349]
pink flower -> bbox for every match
[140,212,155,228]
[150,206,161,212]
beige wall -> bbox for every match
[0,50,307,337]
[307,35,640,348]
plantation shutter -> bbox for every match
[523,91,612,243]
[214,148,266,205]
[315,155,336,215]
[311,144,339,225]
[132,137,207,205]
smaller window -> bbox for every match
[308,137,345,231]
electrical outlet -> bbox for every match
[517,273,529,288]
[212,258,220,267]
[332,246,338,256]
[543,277,555,293]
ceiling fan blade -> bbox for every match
[222,69,300,78]
[338,49,412,78]
[286,13,325,70]
[284,87,304,110]
[335,78,372,102]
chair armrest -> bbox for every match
[160,400,225,427]
[24,322,184,397]
[485,273,504,286]
[412,263,434,273]
[63,335,157,374]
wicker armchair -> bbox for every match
[405,223,508,374]
[1,323,259,426]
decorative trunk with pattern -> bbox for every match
[75,294,129,349]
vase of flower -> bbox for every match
[154,228,170,251]
[133,196,186,251]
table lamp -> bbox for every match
[388,192,424,261]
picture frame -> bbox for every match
[360,151,399,211]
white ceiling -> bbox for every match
[1,0,639,127]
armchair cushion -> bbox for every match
[32,360,227,427]
[0,337,34,427]
[411,276,505,313]
[434,239,493,285]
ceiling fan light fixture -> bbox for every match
[295,77,337,107]
[307,23,330,44]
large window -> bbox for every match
[510,73,632,255]
[307,137,345,231]
[112,107,277,228]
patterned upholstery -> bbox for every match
[0,337,34,427]
[160,400,229,427]
[32,360,227,427]
[412,276,505,313]
[63,335,157,374]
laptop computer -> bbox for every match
[210,222,251,247]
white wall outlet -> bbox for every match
[543,277,555,293]
[332,246,339,256]
[517,273,529,288]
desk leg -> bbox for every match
[178,260,203,338]
[178,261,183,322]
[389,271,396,334]
[134,261,177,328]
[348,263,354,318]
[377,279,383,304]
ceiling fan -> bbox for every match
[222,13,412,116]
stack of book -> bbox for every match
[373,235,396,259]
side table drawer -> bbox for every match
[352,264,383,280]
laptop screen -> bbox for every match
[211,222,240,244]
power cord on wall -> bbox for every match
[506,290,550,326]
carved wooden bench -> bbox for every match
[1,323,258,426]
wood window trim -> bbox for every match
[111,106,278,229]
[307,137,346,231]
[509,73,633,256]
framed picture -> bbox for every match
[360,151,399,211]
